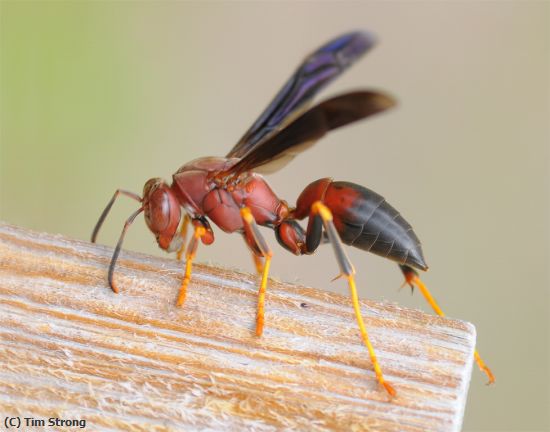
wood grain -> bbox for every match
[0,222,475,431]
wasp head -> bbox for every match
[142,178,182,252]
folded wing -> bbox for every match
[223,91,396,176]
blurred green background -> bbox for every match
[1,2,548,431]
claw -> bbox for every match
[382,381,397,398]
[399,279,414,294]
[331,273,346,282]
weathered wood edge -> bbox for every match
[0,222,475,431]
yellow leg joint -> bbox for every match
[311,201,333,221]
[240,207,254,223]
[252,254,264,275]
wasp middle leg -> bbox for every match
[175,217,214,307]
[240,207,273,337]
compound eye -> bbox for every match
[144,188,170,234]
[144,185,182,251]
[148,189,171,233]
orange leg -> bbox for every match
[251,254,264,275]
[176,224,205,307]
[402,267,495,384]
[240,207,272,337]
[176,214,191,261]
[311,201,396,397]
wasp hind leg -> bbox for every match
[400,264,495,384]
[240,207,273,337]
[310,201,396,397]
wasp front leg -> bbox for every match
[240,207,273,337]
[175,217,214,307]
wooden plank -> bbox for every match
[0,222,474,431]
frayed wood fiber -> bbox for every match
[0,222,474,431]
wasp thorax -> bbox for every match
[142,178,181,251]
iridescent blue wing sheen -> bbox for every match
[226,31,376,158]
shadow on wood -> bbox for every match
[0,222,474,431]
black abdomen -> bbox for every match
[325,181,428,271]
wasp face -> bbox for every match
[142,178,182,252]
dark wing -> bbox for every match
[222,91,396,176]
[226,31,376,159]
